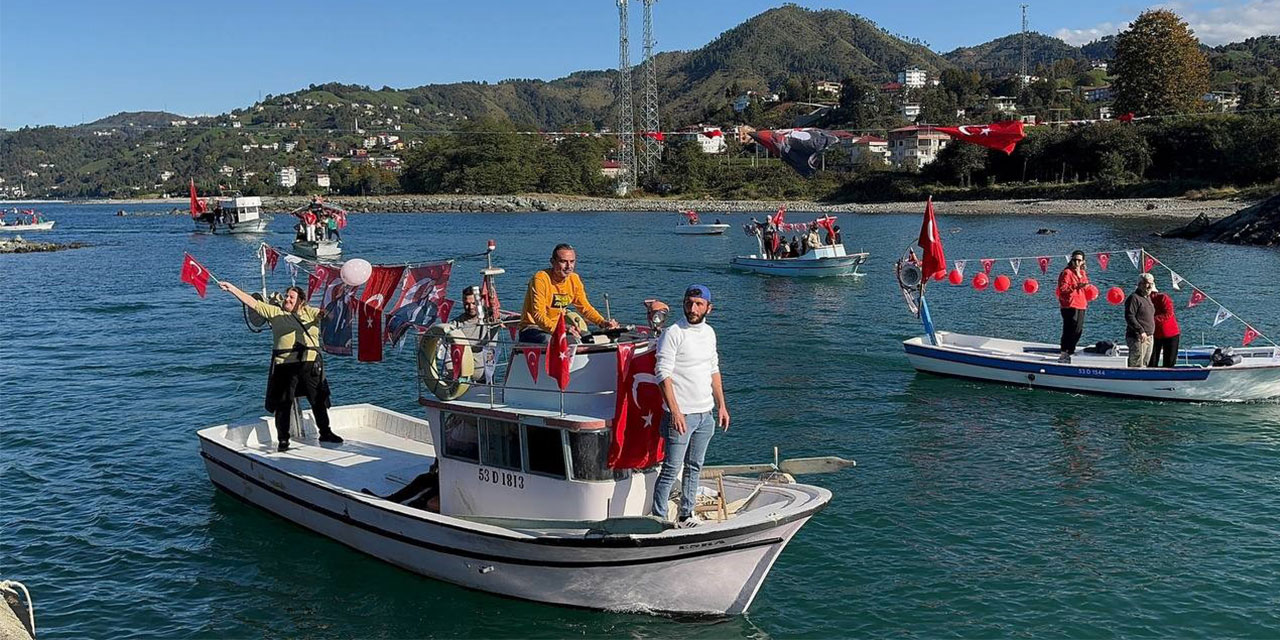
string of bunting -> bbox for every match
[934,246,1273,348]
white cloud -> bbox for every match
[1055,0,1280,47]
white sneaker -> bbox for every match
[676,516,701,528]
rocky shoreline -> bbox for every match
[0,237,88,253]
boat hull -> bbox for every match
[292,240,341,259]
[675,224,730,235]
[0,221,54,232]
[904,332,1280,402]
[731,253,867,277]
[197,411,828,615]
[194,217,272,234]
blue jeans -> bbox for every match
[651,411,715,520]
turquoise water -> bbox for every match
[3,204,1279,638]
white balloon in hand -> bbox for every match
[340,258,372,287]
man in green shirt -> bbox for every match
[220,281,345,452]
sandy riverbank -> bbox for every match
[88,195,1248,219]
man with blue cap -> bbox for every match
[651,283,730,527]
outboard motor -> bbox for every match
[1211,347,1242,367]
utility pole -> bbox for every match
[638,0,661,177]
[1019,4,1030,84]
[615,0,637,195]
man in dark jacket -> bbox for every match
[1124,273,1157,367]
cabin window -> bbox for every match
[524,424,566,479]
[480,418,521,471]
[568,431,612,482]
[441,412,479,462]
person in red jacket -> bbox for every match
[1055,250,1090,363]
[1147,291,1181,367]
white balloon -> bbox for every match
[340,258,372,287]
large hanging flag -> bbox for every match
[934,121,1026,155]
[180,253,211,298]
[917,197,947,280]
[749,128,841,177]
[357,265,406,362]
[385,261,453,347]
[320,280,356,356]
[546,314,574,391]
[188,179,206,218]
[607,345,667,469]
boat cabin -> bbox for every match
[214,195,265,225]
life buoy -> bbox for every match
[418,323,475,401]
[896,261,923,289]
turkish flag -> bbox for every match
[1143,252,1155,273]
[917,197,947,280]
[935,121,1026,155]
[188,179,206,218]
[524,348,540,382]
[264,247,280,272]
[1118,112,1135,122]
[546,314,574,391]
[357,265,405,362]
[1243,326,1260,346]
[180,253,210,298]
[449,343,466,379]
[770,205,786,227]
[702,129,723,138]
[642,131,665,141]
[607,346,666,469]
[437,298,455,324]
[980,258,995,274]
[307,265,336,302]
[1188,288,1207,308]
[1097,252,1110,271]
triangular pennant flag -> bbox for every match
[1170,272,1184,291]
[1243,326,1260,346]
[1188,288,1206,308]
[1097,252,1110,271]
[1143,252,1155,273]
[1126,249,1141,270]
[980,258,994,274]
[1009,258,1021,276]
[524,348,540,382]
[263,247,280,272]
[953,260,966,279]
[1213,305,1232,326]
[1037,256,1051,274]
[507,322,519,341]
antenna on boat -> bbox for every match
[603,293,612,323]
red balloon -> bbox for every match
[1023,278,1039,294]
[948,269,964,285]
[1084,284,1100,302]
[1107,286,1124,305]
[972,272,989,290]
[993,274,1011,292]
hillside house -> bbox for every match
[846,135,890,165]
[674,125,727,154]
[898,67,927,89]
[1084,86,1112,102]
[899,103,922,121]
[888,126,951,169]
[316,174,331,189]
[815,81,842,96]
[600,160,622,178]
[278,166,298,188]
[988,96,1019,113]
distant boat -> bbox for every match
[289,198,346,259]
[673,209,729,235]
[0,209,54,232]
[190,180,271,234]
[732,212,866,277]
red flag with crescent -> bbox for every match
[180,253,210,298]
[642,131,665,141]
[770,205,786,227]
[917,197,947,280]
[356,265,405,362]
[702,129,723,138]
[188,179,206,218]
[307,265,336,302]
[449,343,466,379]
[935,121,1026,154]
[1097,252,1110,271]
[1143,252,1155,273]
[607,346,665,469]
[1243,326,1260,346]
[263,247,280,272]
[1188,288,1207,308]
[980,258,995,274]
[524,348,540,383]
[546,315,574,391]
[1038,256,1051,273]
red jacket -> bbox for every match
[1152,292,1180,338]
[1056,268,1089,309]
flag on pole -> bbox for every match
[1213,305,1232,326]
[180,253,210,298]
[263,247,280,272]
[188,179,206,218]
[917,197,947,280]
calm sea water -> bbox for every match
[3,203,1279,638]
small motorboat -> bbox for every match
[673,209,729,235]
[289,197,345,259]
[191,185,271,235]
[732,212,866,277]
[0,209,54,232]
[197,242,850,615]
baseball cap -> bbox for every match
[684,284,712,303]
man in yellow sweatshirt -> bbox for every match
[518,243,619,344]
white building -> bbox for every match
[278,166,298,188]
[675,125,727,154]
[988,96,1019,113]
[898,67,927,89]
[815,81,842,97]
[899,103,922,121]
[284,141,297,152]
[159,170,174,182]
[1084,86,1112,102]
[219,165,235,176]
[847,135,890,165]
[316,174,331,189]
[888,126,951,169]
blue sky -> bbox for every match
[2,0,1275,128]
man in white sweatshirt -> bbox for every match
[651,284,731,526]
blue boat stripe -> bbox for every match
[904,343,1212,381]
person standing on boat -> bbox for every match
[1147,290,1181,368]
[218,281,345,452]
[518,244,618,344]
[453,286,498,381]
[1056,250,1091,363]
[651,284,730,527]
[1124,273,1157,368]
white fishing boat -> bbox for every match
[893,201,1280,402]
[291,238,341,259]
[673,210,730,235]
[732,214,866,277]
[197,244,849,615]
[192,195,271,234]
[0,209,54,232]
[289,198,345,259]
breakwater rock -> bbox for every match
[0,237,89,253]
[1162,194,1280,247]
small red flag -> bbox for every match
[917,197,947,280]
[449,343,466,379]
[546,314,574,391]
[935,121,1026,155]
[1143,252,1155,273]
[1188,288,1207,308]
[1097,252,1110,271]
[264,247,280,272]
[180,253,210,298]
[701,129,723,139]
[770,205,786,227]
[642,131,665,141]
[1243,326,1260,346]
[436,298,455,324]
[1118,112,1135,122]
[980,258,994,274]
[307,265,336,302]
[1038,256,1051,273]
[524,348,540,383]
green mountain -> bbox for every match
[943,32,1086,74]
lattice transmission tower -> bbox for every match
[1019,4,1029,82]
[637,0,661,177]
[614,0,638,195]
